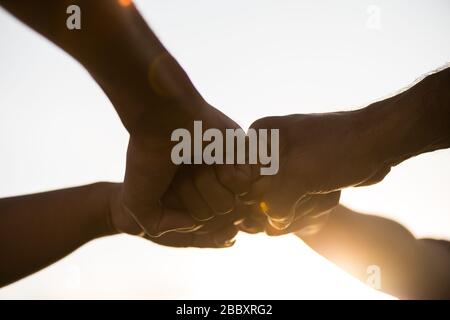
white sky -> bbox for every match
[0,0,449,299]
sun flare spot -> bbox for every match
[118,0,132,7]
[259,201,270,215]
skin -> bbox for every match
[242,66,450,230]
[0,0,248,286]
[1,0,449,299]
[0,183,115,287]
[241,203,450,299]
[238,68,450,298]
[0,0,249,240]
[300,205,450,300]
[0,182,240,287]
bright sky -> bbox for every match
[0,0,449,299]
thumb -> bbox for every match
[260,174,307,230]
[249,116,303,229]
[158,206,201,236]
[123,203,200,238]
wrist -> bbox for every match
[107,182,143,236]
[87,182,122,238]
[351,95,425,170]
[354,68,450,170]
[350,102,402,169]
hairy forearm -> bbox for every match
[300,205,450,299]
[0,0,204,134]
[355,67,450,168]
[0,182,119,287]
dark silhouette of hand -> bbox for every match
[110,102,250,242]
[241,113,391,230]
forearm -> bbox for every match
[354,67,450,168]
[300,205,450,299]
[0,1,152,81]
[0,0,204,134]
[0,182,119,287]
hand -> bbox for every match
[164,104,251,222]
[241,112,390,230]
[91,29,252,238]
[238,193,339,236]
[110,102,251,239]
[155,195,247,248]
[147,226,239,248]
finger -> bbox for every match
[158,205,201,236]
[194,205,243,235]
[174,175,215,221]
[123,203,199,238]
[265,212,330,236]
[122,138,181,235]
[356,166,391,187]
[216,132,252,196]
[194,166,235,215]
[206,225,239,248]
[161,183,184,210]
[237,202,268,234]
[216,164,252,196]
[260,166,306,229]
[294,191,341,220]
[265,192,340,236]
[147,225,238,248]
[236,198,268,234]
[238,176,272,204]
[293,192,339,236]
[238,217,265,234]
[235,164,253,193]
[240,172,301,230]
[144,232,194,248]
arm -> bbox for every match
[1,0,246,237]
[0,183,118,287]
[353,65,450,171]
[245,67,450,228]
[0,0,203,132]
[300,205,450,299]
[0,182,238,287]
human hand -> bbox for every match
[156,194,248,248]
[240,112,390,230]
[110,102,251,240]
[238,193,339,236]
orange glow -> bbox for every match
[259,201,269,215]
[118,0,132,7]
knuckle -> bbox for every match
[194,168,212,188]
[218,169,235,187]
[216,198,235,215]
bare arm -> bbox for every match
[0,183,118,287]
[245,66,450,229]
[354,65,450,170]
[0,0,244,238]
[0,181,239,287]
[300,205,450,299]
[0,0,204,133]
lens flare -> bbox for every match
[118,0,132,7]
[259,201,270,215]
